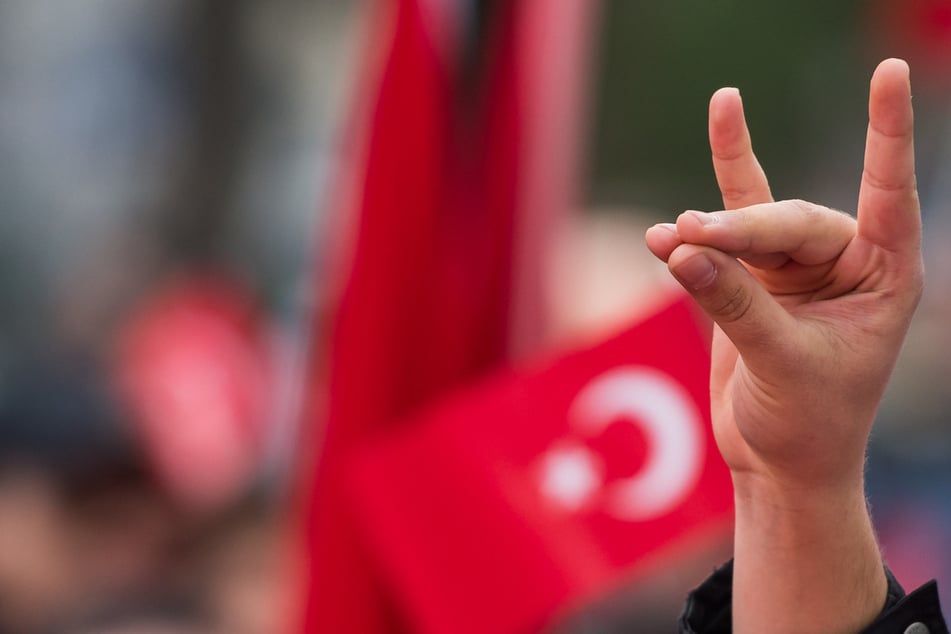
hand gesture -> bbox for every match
[645,59,922,496]
[646,59,923,633]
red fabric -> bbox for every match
[324,1,522,440]
[868,0,951,84]
[299,1,524,631]
[347,297,734,634]
[295,2,729,633]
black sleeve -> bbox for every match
[679,560,949,634]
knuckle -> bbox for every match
[785,198,850,232]
[719,185,751,203]
[786,198,820,217]
[870,119,913,141]
[711,284,755,324]
[861,168,916,194]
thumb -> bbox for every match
[668,244,796,363]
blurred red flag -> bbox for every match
[117,276,271,512]
[296,1,597,632]
[347,296,733,634]
[868,0,951,84]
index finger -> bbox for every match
[709,87,773,210]
[857,58,921,255]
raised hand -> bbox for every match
[646,59,923,633]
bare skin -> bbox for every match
[646,59,922,633]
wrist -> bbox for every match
[731,467,866,518]
[730,470,887,634]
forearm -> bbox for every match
[731,473,887,634]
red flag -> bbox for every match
[297,1,461,628]
[116,276,272,512]
[295,1,598,631]
[867,0,951,85]
[346,296,733,634]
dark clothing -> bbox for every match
[680,560,949,633]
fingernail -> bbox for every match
[674,253,717,290]
[653,222,677,234]
[686,210,718,226]
[714,87,740,100]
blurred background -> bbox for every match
[0,1,949,633]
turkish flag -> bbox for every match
[346,296,734,634]
[295,1,599,632]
